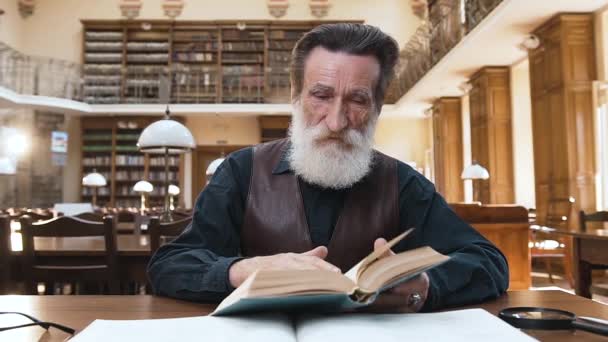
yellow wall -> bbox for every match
[0,0,24,50]
[185,115,261,145]
[9,0,419,62]
[374,116,430,169]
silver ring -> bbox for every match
[407,292,422,307]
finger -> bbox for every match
[299,255,341,273]
[374,238,395,257]
[301,245,328,259]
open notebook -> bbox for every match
[70,309,537,342]
[214,228,450,315]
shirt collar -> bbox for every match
[272,142,292,175]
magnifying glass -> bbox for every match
[499,307,608,336]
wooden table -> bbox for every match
[531,226,608,299]
[1,290,607,341]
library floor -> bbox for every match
[531,264,608,305]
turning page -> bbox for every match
[70,314,296,342]
[294,308,537,342]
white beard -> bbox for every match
[287,105,378,189]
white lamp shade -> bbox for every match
[133,180,153,193]
[0,157,16,175]
[82,172,107,186]
[137,119,195,154]
[461,164,490,180]
[168,184,180,195]
[206,157,225,176]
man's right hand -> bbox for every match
[228,246,341,288]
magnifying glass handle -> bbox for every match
[572,320,608,336]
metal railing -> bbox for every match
[389,0,503,101]
[0,42,83,101]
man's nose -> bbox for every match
[325,101,348,132]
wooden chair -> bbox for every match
[0,215,11,294]
[74,212,104,222]
[530,197,575,286]
[19,215,119,295]
[149,216,192,254]
[579,210,608,297]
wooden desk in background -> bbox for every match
[451,204,531,290]
[1,291,607,342]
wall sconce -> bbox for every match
[519,34,541,51]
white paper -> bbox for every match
[70,314,296,342]
[295,309,537,342]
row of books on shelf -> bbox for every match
[175,41,218,51]
[83,145,113,152]
[116,133,140,140]
[223,75,264,88]
[222,53,263,63]
[222,42,263,51]
[222,30,264,40]
[116,155,145,166]
[268,40,298,50]
[85,31,123,41]
[83,133,113,141]
[268,51,291,64]
[85,42,123,51]
[84,96,120,104]
[83,85,120,96]
[223,65,261,75]
[149,171,178,181]
[174,72,216,86]
[174,52,215,62]
[115,170,145,181]
[82,187,111,196]
[269,30,307,40]
[149,156,180,166]
[128,42,170,51]
[174,32,216,41]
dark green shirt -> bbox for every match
[147,147,509,311]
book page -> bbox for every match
[295,309,537,342]
[344,228,415,282]
[70,314,296,342]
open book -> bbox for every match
[71,309,536,342]
[213,229,450,316]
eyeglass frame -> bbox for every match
[0,311,75,335]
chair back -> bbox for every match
[19,215,118,294]
[546,197,575,229]
[0,215,11,294]
[149,216,192,253]
[579,210,608,232]
[74,212,104,222]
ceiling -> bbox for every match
[391,0,608,118]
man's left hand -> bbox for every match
[362,238,430,313]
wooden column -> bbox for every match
[529,13,597,229]
[432,97,464,202]
[469,66,515,204]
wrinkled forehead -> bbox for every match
[302,46,380,94]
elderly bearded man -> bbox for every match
[148,23,508,312]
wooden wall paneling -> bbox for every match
[432,97,464,202]
[529,13,597,229]
[469,67,515,204]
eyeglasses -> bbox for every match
[0,312,75,335]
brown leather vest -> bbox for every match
[241,138,399,272]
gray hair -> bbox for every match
[290,23,399,112]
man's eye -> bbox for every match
[314,94,330,100]
[352,98,368,105]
